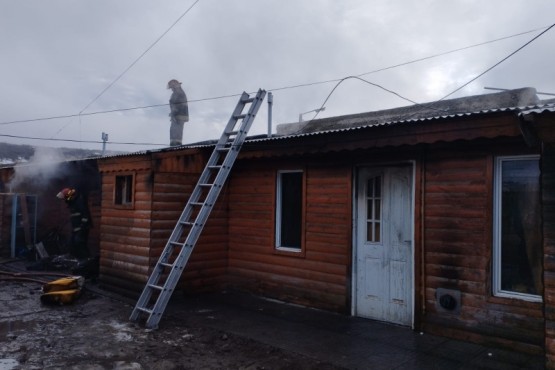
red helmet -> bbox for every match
[56,188,76,200]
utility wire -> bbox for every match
[78,0,201,114]
[397,23,555,122]
[289,23,555,135]
[0,25,547,127]
[439,23,555,101]
[0,134,166,146]
[355,26,549,78]
[2,24,553,145]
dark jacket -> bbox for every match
[170,87,189,120]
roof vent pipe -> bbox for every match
[267,92,273,138]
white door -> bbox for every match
[355,165,413,326]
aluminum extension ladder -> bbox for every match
[130,89,266,329]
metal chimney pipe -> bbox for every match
[267,92,273,138]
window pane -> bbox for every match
[365,175,382,243]
[367,178,374,197]
[500,159,541,295]
[279,172,302,248]
[374,222,380,242]
[375,178,381,197]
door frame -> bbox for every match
[351,161,416,327]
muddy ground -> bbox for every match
[0,279,342,370]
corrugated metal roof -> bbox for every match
[247,102,555,143]
[100,100,555,160]
[518,102,555,115]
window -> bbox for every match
[115,174,134,206]
[275,170,303,251]
[366,175,382,243]
[493,156,542,301]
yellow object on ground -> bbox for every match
[40,289,82,305]
[41,276,84,305]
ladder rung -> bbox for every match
[170,241,183,247]
[191,202,204,206]
[136,307,153,314]
[199,183,212,187]
[234,114,246,120]
[160,262,173,268]
[217,147,230,152]
[227,130,238,136]
[179,221,194,226]
[149,284,164,291]
[208,165,222,170]
[243,97,255,103]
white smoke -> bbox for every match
[8,147,67,192]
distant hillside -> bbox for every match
[0,142,122,167]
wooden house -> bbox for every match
[95,88,555,364]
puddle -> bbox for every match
[0,359,19,370]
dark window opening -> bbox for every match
[115,175,134,205]
[277,171,303,250]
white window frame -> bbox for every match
[275,170,303,252]
[492,155,542,302]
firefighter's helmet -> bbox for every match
[167,79,181,89]
[56,188,76,201]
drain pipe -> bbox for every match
[267,92,273,138]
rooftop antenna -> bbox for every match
[267,92,273,138]
[101,132,109,156]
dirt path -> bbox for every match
[0,281,342,370]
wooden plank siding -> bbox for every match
[98,149,228,295]
[150,172,229,292]
[99,168,153,292]
[543,143,555,367]
[227,160,352,312]
[422,142,544,353]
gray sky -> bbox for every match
[1,1,554,152]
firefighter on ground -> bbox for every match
[56,187,91,259]
[167,79,189,146]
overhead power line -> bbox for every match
[79,0,202,114]
[438,23,555,101]
[289,23,555,135]
[0,134,166,146]
[2,24,553,146]
[1,25,548,127]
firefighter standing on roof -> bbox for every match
[167,79,189,146]
[56,188,91,259]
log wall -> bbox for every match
[98,149,228,296]
[422,142,544,354]
[99,170,153,295]
[227,160,352,312]
[543,144,555,367]
[150,172,229,292]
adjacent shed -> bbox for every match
[0,158,101,258]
